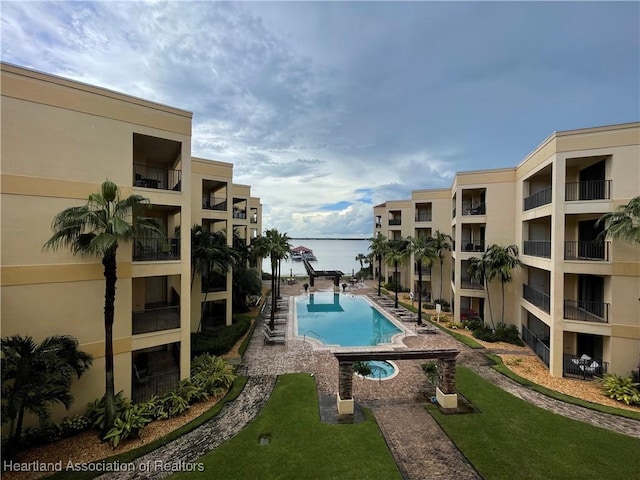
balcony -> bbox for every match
[563,354,608,380]
[132,305,180,335]
[414,266,431,276]
[133,164,181,191]
[462,203,486,216]
[564,241,609,261]
[523,187,552,211]
[452,207,457,218]
[233,208,247,219]
[202,272,227,292]
[522,325,550,367]
[461,242,485,253]
[460,276,484,290]
[133,238,180,261]
[251,214,259,224]
[564,299,609,323]
[523,284,550,313]
[415,212,432,222]
[203,196,228,211]
[523,240,551,259]
[565,180,611,201]
[388,218,402,226]
[132,369,180,403]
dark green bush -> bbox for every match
[462,317,484,331]
[597,374,640,405]
[471,324,524,346]
[383,282,408,292]
[85,391,131,431]
[191,316,251,358]
[472,325,497,342]
[434,299,450,308]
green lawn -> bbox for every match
[429,367,640,480]
[173,373,401,480]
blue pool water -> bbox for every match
[362,361,398,380]
[295,292,402,347]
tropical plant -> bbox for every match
[408,235,436,325]
[43,180,163,432]
[252,229,291,330]
[432,230,453,303]
[597,374,640,405]
[232,264,262,313]
[1,335,92,447]
[355,253,367,271]
[596,196,640,245]
[369,234,388,296]
[422,361,441,388]
[352,361,373,377]
[384,238,411,308]
[467,254,492,327]
[485,244,521,325]
[103,403,152,448]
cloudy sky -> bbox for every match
[2,1,638,238]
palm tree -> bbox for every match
[355,253,367,272]
[43,180,162,432]
[485,244,521,325]
[596,196,640,245]
[467,254,492,327]
[384,238,411,308]
[1,335,92,447]
[253,229,290,330]
[432,230,453,302]
[408,235,436,325]
[197,230,239,330]
[369,234,388,296]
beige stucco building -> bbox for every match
[1,62,262,421]
[374,122,640,378]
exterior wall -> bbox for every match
[375,122,640,378]
[1,63,262,428]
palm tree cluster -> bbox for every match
[2,335,92,447]
[597,196,640,245]
[252,229,291,330]
[369,231,452,324]
[467,244,521,328]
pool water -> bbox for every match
[361,361,398,380]
[295,292,402,347]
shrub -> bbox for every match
[472,325,498,342]
[191,354,236,395]
[103,403,153,448]
[191,316,251,357]
[85,391,131,432]
[434,299,450,308]
[353,361,373,377]
[422,361,441,387]
[597,374,640,406]
[462,317,484,331]
[494,324,524,346]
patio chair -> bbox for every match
[263,330,285,344]
[263,325,285,337]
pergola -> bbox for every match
[333,349,460,414]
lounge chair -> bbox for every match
[263,330,285,344]
[263,325,285,337]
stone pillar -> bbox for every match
[334,275,340,287]
[310,274,315,287]
[338,361,354,399]
[440,358,456,394]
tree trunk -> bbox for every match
[501,281,505,325]
[270,260,276,330]
[486,280,495,329]
[394,261,399,308]
[377,255,382,296]
[417,262,423,325]
[439,257,444,301]
[102,251,117,434]
[14,405,26,446]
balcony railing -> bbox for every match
[563,354,608,380]
[133,164,181,191]
[523,240,551,258]
[132,369,180,403]
[564,299,609,323]
[388,218,402,226]
[565,180,611,201]
[523,284,550,313]
[414,266,432,276]
[202,273,227,292]
[251,215,259,224]
[415,212,432,222]
[133,238,180,261]
[460,276,484,290]
[203,196,228,211]
[522,325,550,367]
[132,306,180,335]
[233,209,247,219]
[523,187,552,211]
[461,242,485,252]
[564,241,609,261]
[462,203,486,216]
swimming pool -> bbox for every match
[295,292,402,347]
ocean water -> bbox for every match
[261,238,371,277]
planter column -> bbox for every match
[337,361,355,414]
[436,357,458,408]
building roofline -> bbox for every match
[1,61,193,119]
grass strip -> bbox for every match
[173,373,402,480]
[47,377,249,480]
[429,367,640,480]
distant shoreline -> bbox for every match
[291,237,368,241]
